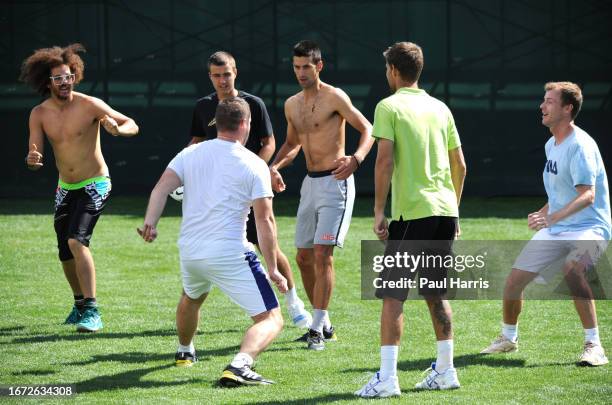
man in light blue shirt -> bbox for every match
[482,82,611,366]
[543,125,611,239]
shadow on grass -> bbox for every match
[74,364,206,394]
[10,328,178,344]
[9,328,292,347]
[12,369,55,376]
[524,361,581,368]
[63,345,293,367]
[345,353,526,373]
[244,393,357,404]
[0,326,26,336]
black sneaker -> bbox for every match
[219,364,274,387]
[295,325,337,342]
[307,329,325,351]
[175,351,197,367]
[323,325,337,341]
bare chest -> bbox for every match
[291,100,340,135]
[41,108,97,144]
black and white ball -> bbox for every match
[169,186,184,202]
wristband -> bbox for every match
[352,154,361,169]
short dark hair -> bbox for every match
[545,81,583,120]
[383,42,424,84]
[215,97,250,132]
[207,51,236,71]
[19,43,86,97]
[293,40,321,63]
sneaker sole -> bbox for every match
[415,384,461,390]
[176,360,195,367]
[218,371,273,387]
[358,391,401,398]
[296,333,337,342]
[76,326,101,333]
[578,358,609,367]
[480,346,517,354]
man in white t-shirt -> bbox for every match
[138,97,288,387]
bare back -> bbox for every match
[285,83,347,171]
[30,92,107,183]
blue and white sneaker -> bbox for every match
[286,298,312,329]
[414,363,460,390]
[355,371,401,398]
[76,307,103,333]
[63,305,82,325]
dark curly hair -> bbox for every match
[19,43,86,97]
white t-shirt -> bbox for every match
[167,138,273,260]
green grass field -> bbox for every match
[0,196,610,404]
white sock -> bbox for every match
[323,312,332,330]
[284,287,299,306]
[311,309,327,333]
[502,323,518,343]
[585,327,601,345]
[435,340,454,372]
[178,342,194,354]
[379,345,398,380]
[230,352,253,369]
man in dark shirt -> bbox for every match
[186,51,312,329]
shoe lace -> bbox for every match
[363,373,381,394]
[82,307,97,317]
[243,366,261,380]
[308,330,323,342]
[493,335,507,344]
[583,342,597,355]
[420,363,440,387]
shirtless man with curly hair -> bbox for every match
[20,43,139,332]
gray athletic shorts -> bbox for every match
[295,170,355,248]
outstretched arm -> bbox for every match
[332,89,374,180]
[90,97,139,137]
[253,197,288,293]
[138,169,182,242]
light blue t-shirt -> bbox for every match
[543,125,611,240]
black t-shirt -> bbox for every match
[190,90,273,154]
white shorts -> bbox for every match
[513,229,608,276]
[180,251,279,317]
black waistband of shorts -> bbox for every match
[307,169,334,178]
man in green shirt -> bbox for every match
[356,42,466,398]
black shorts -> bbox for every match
[54,177,111,261]
[246,207,258,245]
[375,216,457,300]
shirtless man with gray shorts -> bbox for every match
[269,40,374,350]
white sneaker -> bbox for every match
[354,372,401,398]
[480,335,518,354]
[579,342,609,366]
[414,363,460,390]
[286,298,312,329]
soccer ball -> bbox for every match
[169,186,184,202]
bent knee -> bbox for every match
[296,250,313,267]
[67,237,88,251]
[313,246,334,265]
[253,307,284,329]
[274,308,284,329]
